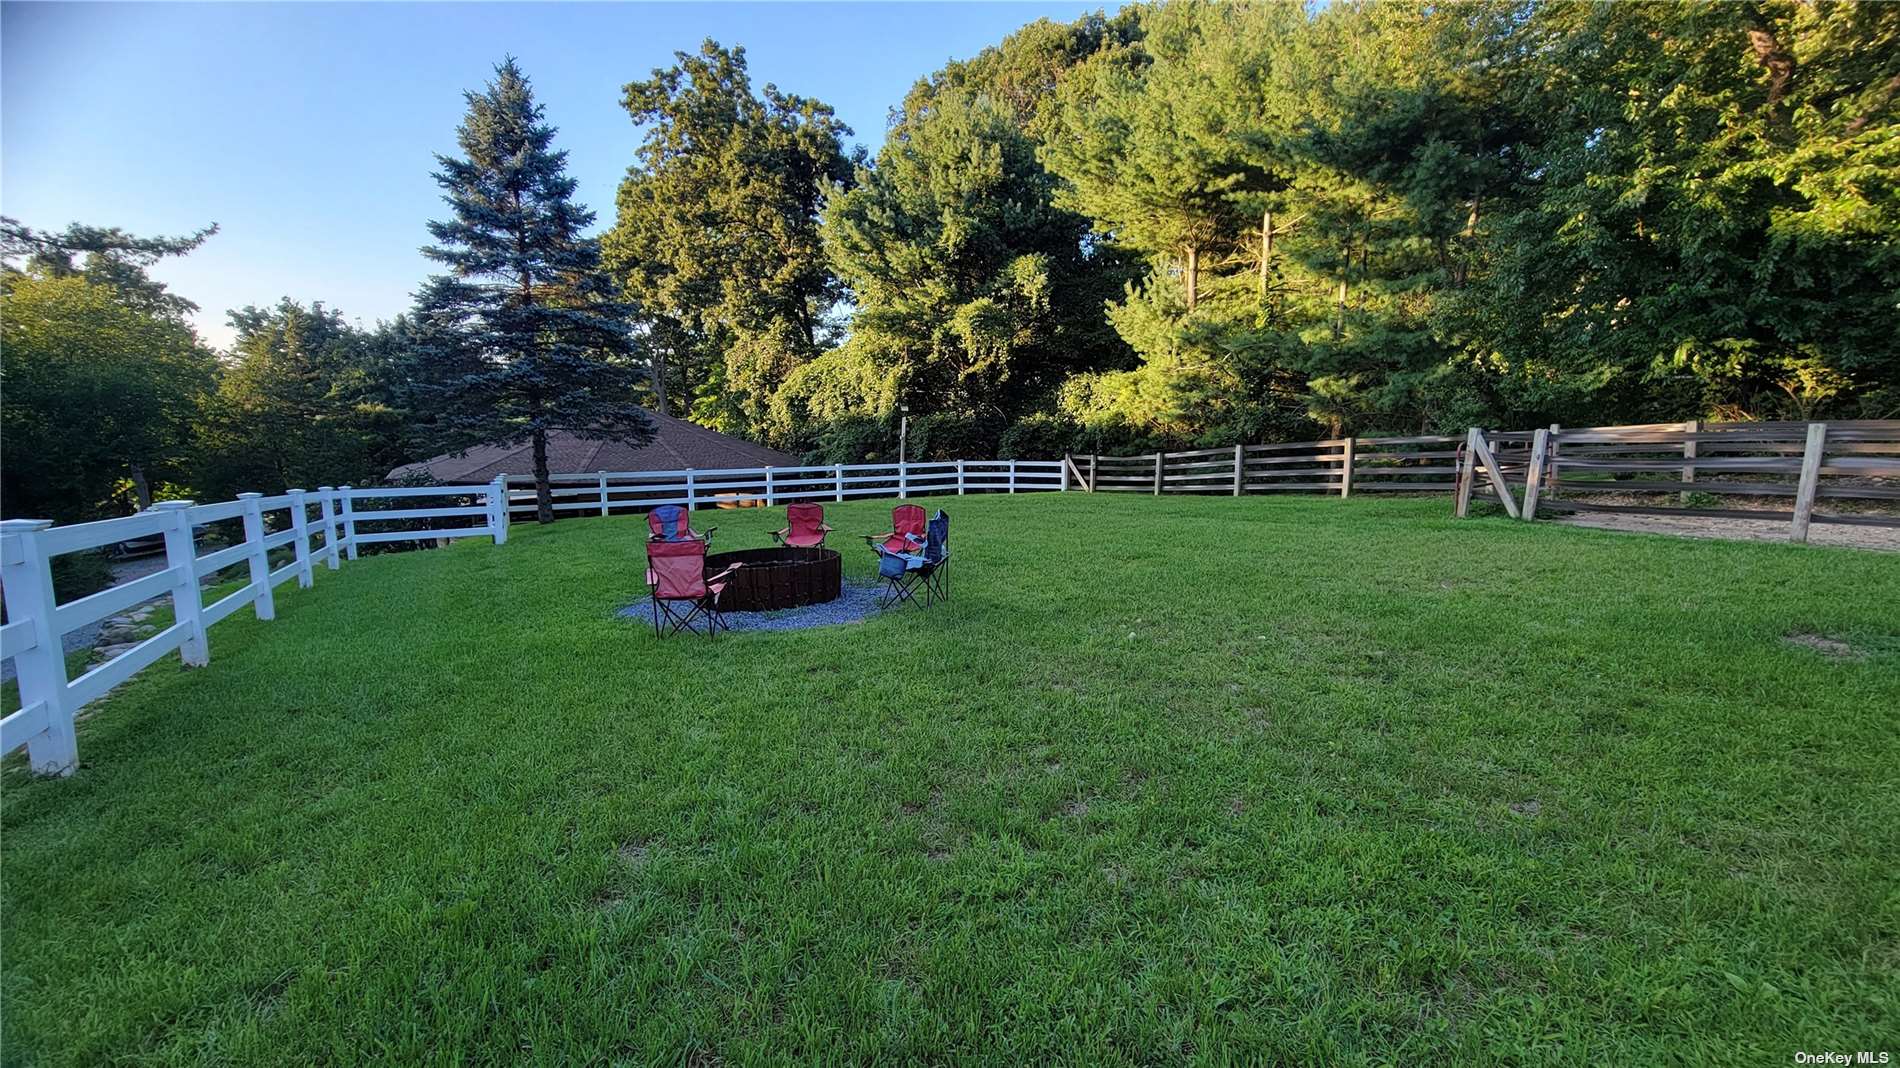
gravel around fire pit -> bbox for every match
[619,579,890,634]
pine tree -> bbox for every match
[415,58,650,524]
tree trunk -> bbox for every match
[1259,210,1272,298]
[531,423,554,524]
[652,348,668,415]
[128,462,152,511]
[1746,23,1795,119]
[1183,245,1199,312]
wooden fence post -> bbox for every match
[1468,431,1522,519]
[0,519,78,775]
[1233,444,1244,496]
[151,501,209,667]
[1339,437,1356,498]
[338,486,358,560]
[1454,430,1478,518]
[287,489,314,588]
[1522,428,1550,521]
[237,493,276,621]
[1153,453,1163,496]
[488,477,509,545]
[1680,419,1699,505]
[1545,424,1561,493]
[1790,421,1828,544]
[598,471,610,517]
[1089,454,1098,492]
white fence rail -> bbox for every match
[2,460,1066,777]
[501,458,1066,517]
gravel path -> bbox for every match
[618,579,895,634]
[2,555,170,684]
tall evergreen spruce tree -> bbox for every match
[416,58,649,524]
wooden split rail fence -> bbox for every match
[1067,419,1898,542]
[1067,433,1532,500]
[1511,420,1900,541]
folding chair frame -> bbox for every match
[650,591,730,638]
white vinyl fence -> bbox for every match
[2,460,1066,777]
[501,458,1066,518]
[1,479,509,776]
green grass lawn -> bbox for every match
[4,494,1897,1065]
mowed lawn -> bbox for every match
[3,493,1897,1065]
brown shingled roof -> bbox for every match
[385,413,800,482]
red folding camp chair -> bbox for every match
[863,503,926,555]
[771,502,833,548]
[648,504,714,547]
[646,538,742,638]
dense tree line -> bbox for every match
[6,1,1896,529]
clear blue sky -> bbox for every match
[2,1,1110,349]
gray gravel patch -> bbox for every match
[619,579,891,634]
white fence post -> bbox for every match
[958,459,967,495]
[0,519,78,775]
[833,465,843,503]
[317,487,340,569]
[1009,460,1018,494]
[151,501,209,667]
[1791,421,1828,544]
[598,471,610,517]
[237,493,276,621]
[765,466,776,506]
[898,462,909,500]
[488,477,509,545]
[339,485,359,560]
[1057,458,1066,492]
[287,489,314,588]
[687,469,699,510]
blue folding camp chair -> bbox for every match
[647,504,714,547]
[874,509,949,609]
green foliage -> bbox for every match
[0,273,216,522]
[605,40,855,440]
[1444,0,1900,422]
[412,58,650,523]
[1035,0,1899,438]
[194,300,410,500]
[824,85,1133,423]
[0,216,217,320]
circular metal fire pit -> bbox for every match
[706,546,842,612]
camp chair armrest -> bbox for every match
[770,527,790,544]
[707,562,745,585]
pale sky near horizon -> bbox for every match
[2,1,1111,349]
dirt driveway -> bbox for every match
[1555,512,1900,551]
